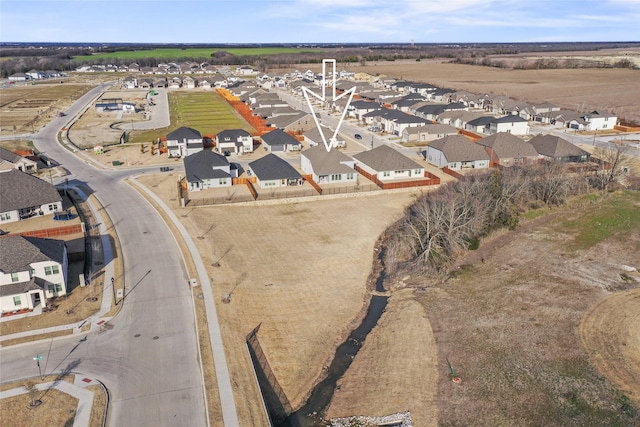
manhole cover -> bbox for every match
[153,336,159,340]
[134,334,141,338]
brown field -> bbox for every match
[0,83,93,135]
[139,162,640,425]
[350,61,640,124]
[580,288,640,405]
[137,172,421,414]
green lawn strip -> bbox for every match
[130,91,254,143]
[562,190,640,250]
[73,47,319,61]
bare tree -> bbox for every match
[592,142,631,191]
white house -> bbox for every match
[582,111,617,131]
[0,169,62,225]
[183,150,232,191]
[300,144,357,184]
[423,135,490,170]
[489,115,530,135]
[166,127,204,158]
[216,129,254,154]
[0,236,68,314]
[0,147,39,173]
[352,145,425,182]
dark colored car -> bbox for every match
[354,133,362,140]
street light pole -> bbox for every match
[111,277,117,305]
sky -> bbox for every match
[1,0,639,44]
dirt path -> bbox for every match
[580,288,640,405]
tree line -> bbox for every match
[383,146,634,280]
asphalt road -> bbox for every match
[0,84,210,426]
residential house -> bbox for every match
[581,111,617,131]
[423,135,490,170]
[401,124,459,143]
[476,132,539,167]
[352,145,425,182]
[248,154,303,188]
[122,76,137,89]
[182,76,196,89]
[348,100,382,121]
[0,169,62,224]
[166,127,204,158]
[464,116,496,133]
[260,128,302,152]
[8,73,28,82]
[0,147,39,173]
[0,236,68,314]
[303,126,346,149]
[528,134,591,163]
[183,150,232,191]
[266,112,314,134]
[216,129,254,154]
[300,144,357,184]
[489,115,530,135]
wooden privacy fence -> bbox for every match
[354,165,441,189]
[1,223,84,238]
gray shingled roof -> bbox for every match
[183,150,230,182]
[261,128,301,147]
[166,126,201,141]
[301,144,354,175]
[0,169,62,212]
[0,235,65,273]
[528,134,589,158]
[427,135,491,162]
[353,145,422,172]
[249,154,302,181]
[476,132,538,159]
[0,147,23,164]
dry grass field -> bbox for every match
[138,169,640,425]
[350,61,640,124]
[137,172,421,414]
[397,191,640,426]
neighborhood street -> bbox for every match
[0,84,230,426]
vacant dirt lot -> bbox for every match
[70,90,150,149]
[351,61,640,124]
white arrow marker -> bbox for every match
[301,59,357,152]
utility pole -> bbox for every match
[112,277,117,305]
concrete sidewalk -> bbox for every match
[0,374,105,427]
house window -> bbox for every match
[414,169,421,175]
[48,204,58,211]
[219,178,227,185]
[11,273,20,282]
[52,265,60,274]
[13,296,22,306]
[45,266,52,275]
[347,173,354,180]
[0,213,10,221]
[331,174,341,181]
[55,284,63,292]
[383,171,390,177]
[48,284,55,293]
